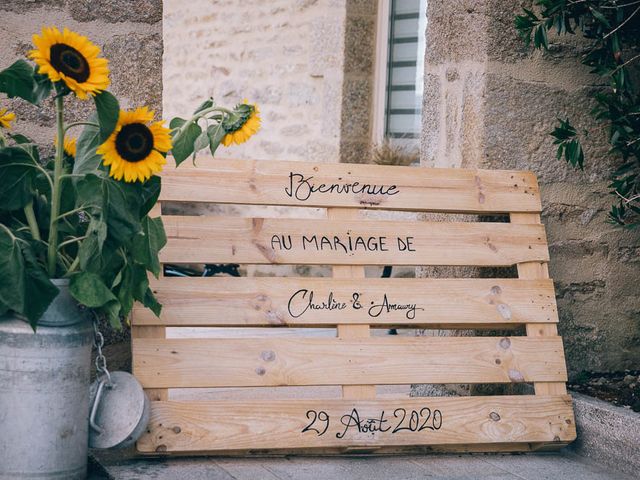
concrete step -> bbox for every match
[91,451,634,480]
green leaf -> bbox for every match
[132,216,166,277]
[20,244,58,327]
[170,121,202,166]
[169,117,186,129]
[0,146,38,211]
[194,130,210,152]
[115,263,134,318]
[0,227,57,327]
[207,123,226,157]
[32,73,52,104]
[69,271,118,308]
[193,98,214,115]
[77,216,107,271]
[139,175,161,216]
[0,60,37,103]
[589,7,610,28]
[143,287,162,317]
[0,226,26,313]
[94,91,120,142]
[73,115,103,175]
[102,299,123,330]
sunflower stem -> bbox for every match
[63,121,99,134]
[23,201,41,241]
[47,94,65,277]
[0,130,7,147]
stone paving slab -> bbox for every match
[92,452,634,480]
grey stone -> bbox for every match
[67,0,162,24]
[340,77,372,138]
[343,15,375,75]
[103,33,163,114]
[569,392,640,477]
[0,0,64,13]
[339,138,370,163]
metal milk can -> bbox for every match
[0,279,93,480]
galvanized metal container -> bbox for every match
[0,279,92,480]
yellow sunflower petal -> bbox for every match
[0,108,16,129]
[29,26,109,100]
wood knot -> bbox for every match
[499,337,511,349]
[490,285,502,295]
[261,350,276,362]
[508,369,525,383]
[553,436,561,442]
[172,426,181,434]
[155,445,167,453]
[496,303,512,320]
[489,412,501,422]
[255,366,266,376]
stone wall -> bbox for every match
[163,0,346,163]
[0,0,163,147]
[421,0,640,376]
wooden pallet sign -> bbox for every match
[132,158,576,454]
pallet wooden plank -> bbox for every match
[159,216,549,266]
[511,212,567,396]
[133,277,558,328]
[136,395,575,453]
[158,158,541,213]
[329,207,376,400]
[132,336,567,388]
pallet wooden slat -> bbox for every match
[511,212,568,397]
[132,336,567,388]
[134,277,558,328]
[136,395,575,453]
[159,158,541,213]
[328,207,376,400]
[160,216,549,266]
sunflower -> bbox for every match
[63,136,77,157]
[55,135,77,157]
[97,107,171,183]
[30,26,109,100]
[0,108,16,129]
[221,101,260,146]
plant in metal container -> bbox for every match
[0,26,260,480]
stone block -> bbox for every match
[425,0,489,64]
[339,138,370,163]
[343,14,374,75]
[340,77,371,138]
[570,392,640,477]
[309,16,344,76]
[483,72,613,183]
[0,0,64,13]
[68,0,162,24]
[103,33,163,114]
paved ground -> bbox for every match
[91,451,634,480]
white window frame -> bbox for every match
[372,0,391,144]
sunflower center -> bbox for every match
[50,43,91,83]
[115,123,154,163]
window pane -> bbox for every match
[393,0,421,15]
[384,0,425,144]
[392,42,419,62]
[389,90,420,110]
[390,66,417,86]
[392,18,420,38]
[388,114,420,134]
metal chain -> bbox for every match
[92,317,112,386]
